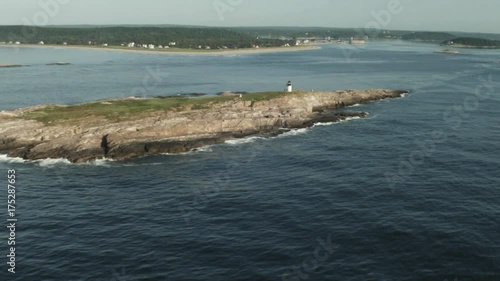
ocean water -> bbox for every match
[0,41,499,281]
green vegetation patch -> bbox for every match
[241,91,302,101]
[21,91,302,125]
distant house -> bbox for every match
[63,42,67,45]
[349,37,366,44]
[14,41,20,45]
[102,43,108,47]
[127,42,135,47]
[168,42,176,46]
[148,44,155,49]
[38,41,44,45]
[158,45,163,49]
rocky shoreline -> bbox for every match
[0,89,407,163]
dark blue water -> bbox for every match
[1,41,499,281]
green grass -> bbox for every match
[21,91,303,125]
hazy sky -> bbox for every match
[1,0,499,33]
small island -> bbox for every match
[0,64,26,68]
[0,89,407,163]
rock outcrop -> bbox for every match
[0,89,407,162]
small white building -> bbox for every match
[127,42,135,48]
[168,42,176,46]
[15,41,20,45]
[148,44,155,49]
[102,43,108,47]
[158,45,163,49]
[285,81,293,92]
[38,41,44,45]
[63,42,67,45]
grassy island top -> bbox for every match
[22,91,304,124]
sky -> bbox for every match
[1,0,499,34]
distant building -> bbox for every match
[168,42,176,46]
[349,37,366,44]
[38,41,44,45]
[102,43,108,47]
[127,42,135,47]
[148,44,155,49]
[14,41,20,45]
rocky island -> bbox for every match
[0,89,407,163]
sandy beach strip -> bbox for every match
[0,44,320,56]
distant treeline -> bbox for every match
[401,32,456,42]
[0,26,294,48]
[232,26,409,40]
[1,26,499,49]
[441,37,500,48]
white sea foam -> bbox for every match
[278,128,309,138]
[0,154,117,167]
[225,136,264,145]
[190,146,213,153]
[0,154,27,163]
[313,116,363,127]
[36,158,72,167]
[76,158,115,167]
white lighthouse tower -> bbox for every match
[286,81,293,92]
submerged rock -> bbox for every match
[46,62,71,66]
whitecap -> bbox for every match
[76,158,115,167]
[225,136,264,145]
[313,116,363,127]
[0,154,27,164]
[278,128,309,138]
[190,146,213,153]
[36,158,72,167]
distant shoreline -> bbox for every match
[0,44,320,56]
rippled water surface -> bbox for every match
[1,41,499,281]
